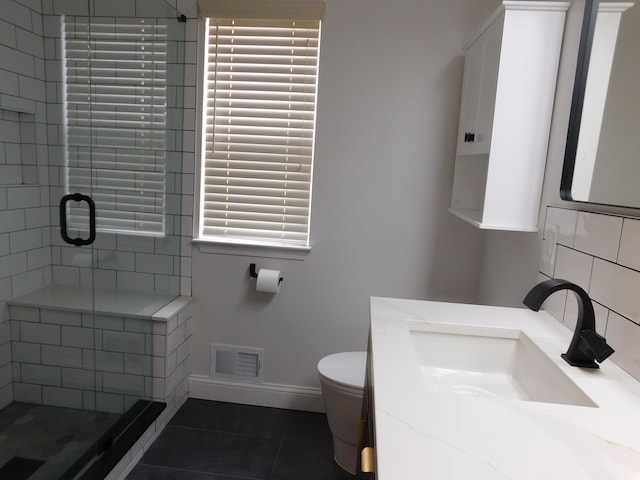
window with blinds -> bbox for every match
[198,3,323,247]
[63,17,167,235]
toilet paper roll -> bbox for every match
[256,268,282,293]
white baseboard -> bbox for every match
[189,375,325,413]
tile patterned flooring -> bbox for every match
[0,402,120,480]
[126,399,355,480]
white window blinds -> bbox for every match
[198,4,323,247]
[63,17,167,235]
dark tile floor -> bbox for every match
[126,399,355,480]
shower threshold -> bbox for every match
[0,400,165,480]
[64,400,166,480]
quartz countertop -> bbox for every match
[369,297,640,479]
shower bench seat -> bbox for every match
[7,285,192,414]
[9,284,178,318]
[6,285,192,478]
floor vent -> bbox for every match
[210,344,264,383]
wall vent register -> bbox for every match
[210,344,264,382]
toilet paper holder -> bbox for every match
[249,263,283,285]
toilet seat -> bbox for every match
[317,352,366,394]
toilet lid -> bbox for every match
[318,351,366,390]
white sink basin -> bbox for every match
[410,325,596,407]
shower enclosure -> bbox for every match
[0,0,187,478]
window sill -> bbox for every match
[193,237,311,261]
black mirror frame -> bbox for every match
[560,0,600,202]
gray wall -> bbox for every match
[190,0,500,390]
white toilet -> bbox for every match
[317,351,367,474]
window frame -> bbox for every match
[193,1,324,256]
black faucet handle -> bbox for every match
[579,330,615,364]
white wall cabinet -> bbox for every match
[449,1,569,232]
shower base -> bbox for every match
[0,402,118,479]
[0,400,165,480]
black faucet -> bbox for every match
[523,279,614,368]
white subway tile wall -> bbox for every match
[107,295,192,479]
[9,298,191,416]
[0,0,51,409]
[44,0,193,296]
[541,206,640,381]
[618,218,640,271]
[0,0,196,415]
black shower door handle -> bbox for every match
[60,193,96,246]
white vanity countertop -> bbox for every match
[369,296,640,480]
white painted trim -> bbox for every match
[189,375,325,413]
[463,1,569,51]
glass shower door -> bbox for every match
[0,0,184,478]
[57,1,185,477]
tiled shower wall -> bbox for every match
[9,299,191,414]
[539,206,640,382]
[0,0,51,407]
[42,0,195,297]
[0,0,198,407]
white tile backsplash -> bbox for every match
[574,212,623,261]
[554,245,593,290]
[605,311,640,381]
[541,207,640,382]
[618,218,640,270]
[590,259,640,324]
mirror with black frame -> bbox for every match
[561,0,640,208]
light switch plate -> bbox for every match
[543,223,559,268]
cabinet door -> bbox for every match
[473,18,502,155]
[456,16,503,156]
[456,36,485,156]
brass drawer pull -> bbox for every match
[357,420,367,447]
[361,446,376,473]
